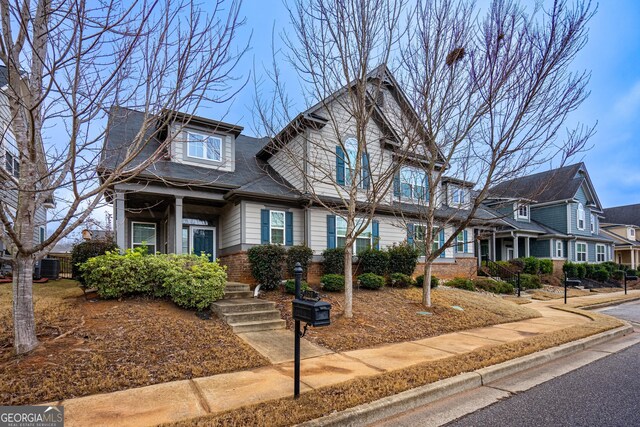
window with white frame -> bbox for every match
[577,203,585,230]
[576,242,587,262]
[400,166,427,201]
[590,213,596,233]
[344,137,358,186]
[516,203,529,220]
[455,233,465,252]
[556,240,563,258]
[629,228,636,240]
[413,225,440,255]
[132,222,157,254]
[39,226,45,244]
[187,132,222,162]
[336,217,372,255]
[270,211,285,245]
[451,187,467,205]
[596,244,606,262]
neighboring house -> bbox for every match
[0,65,52,253]
[99,67,484,283]
[481,163,615,272]
[81,229,110,241]
[601,204,640,269]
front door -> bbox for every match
[191,227,216,261]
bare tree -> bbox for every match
[254,0,408,318]
[0,0,247,354]
[394,0,594,306]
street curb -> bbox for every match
[578,296,640,311]
[298,324,633,427]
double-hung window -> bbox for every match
[270,211,285,245]
[556,241,563,258]
[576,242,587,262]
[399,166,427,201]
[132,222,157,254]
[630,228,636,240]
[590,214,596,233]
[517,203,529,220]
[344,137,358,186]
[577,203,585,230]
[187,132,222,162]
[455,233,465,252]
[336,217,372,255]
[414,225,427,254]
[596,244,606,263]
[452,188,466,205]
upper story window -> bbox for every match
[577,203,585,230]
[629,228,636,240]
[398,166,427,201]
[5,151,19,178]
[516,203,529,220]
[187,132,222,162]
[451,187,467,205]
[590,213,596,233]
[336,138,369,189]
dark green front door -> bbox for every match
[192,228,215,261]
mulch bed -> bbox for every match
[0,280,269,405]
[262,286,540,352]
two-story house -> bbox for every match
[99,67,483,284]
[601,204,640,269]
[480,163,615,272]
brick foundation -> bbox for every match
[552,260,566,279]
[218,252,256,284]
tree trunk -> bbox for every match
[344,247,353,318]
[422,262,432,307]
[13,254,38,354]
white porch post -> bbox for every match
[525,236,530,257]
[513,234,519,259]
[115,191,126,251]
[175,196,183,254]
[632,249,636,270]
[491,232,496,261]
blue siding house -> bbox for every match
[479,163,615,266]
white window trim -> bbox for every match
[556,240,563,258]
[595,244,606,263]
[629,228,636,239]
[590,213,596,233]
[455,233,465,252]
[516,203,529,220]
[131,221,157,253]
[269,210,286,245]
[189,226,217,259]
[451,187,466,206]
[577,203,585,230]
[39,226,46,244]
[186,131,222,162]
[336,216,373,253]
[576,241,587,263]
[399,166,428,202]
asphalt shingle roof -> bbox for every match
[603,204,640,227]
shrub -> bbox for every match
[520,257,540,274]
[71,238,118,283]
[389,272,415,288]
[414,275,439,288]
[247,245,287,290]
[612,270,625,281]
[563,262,578,278]
[447,277,475,291]
[576,264,586,279]
[473,278,514,294]
[166,256,227,310]
[323,248,345,275]
[592,268,610,282]
[320,274,345,292]
[358,249,390,276]
[584,263,596,279]
[284,279,311,295]
[539,259,553,275]
[286,245,314,279]
[357,273,385,290]
[601,261,619,274]
[627,269,638,277]
[387,243,420,276]
[519,273,542,290]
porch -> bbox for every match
[476,230,548,263]
[614,246,640,269]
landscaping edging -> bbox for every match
[578,295,640,311]
[298,323,633,427]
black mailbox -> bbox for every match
[292,298,331,327]
[626,275,639,281]
[565,278,582,286]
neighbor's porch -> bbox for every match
[614,246,640,269]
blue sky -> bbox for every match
[199,0,640,209]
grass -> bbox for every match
[0,280,269,405]
[263,286,540,352]
[164,307,623,427]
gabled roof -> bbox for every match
[601,227,640,247]
[603,204,640,227]
[489,163,603,209]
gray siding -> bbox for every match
[570,186,593,237]
[530,239,550,258]
[530,204,567,233]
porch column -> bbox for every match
[632,249,636,270]
[491,232,496,261]
[525,236,530,257]
[175,196,183,254]
[513,234,519,259]
[114,191,125,251]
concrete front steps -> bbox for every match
[212,283,286,333]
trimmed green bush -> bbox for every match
[71,238,118,283]
[627,269,638,277]
[358,273,385,290]
[520,257,540,274]
[539,259,553,275]
[612,270,625,281]
[388,243,420,276]
[80,250,226,310]
[286,245,314,279]
[247,245,287,290]
[576,264,586,279]
[284,279,311,295]
[519,273,542,289]
[447,277,475,291]
[323,248,345,275]
[358,249,390,276]
[592,268,610,282]
[563,262,578,278]
[389,272,415,288]
[415,275,439,288]
[473,278,514,294]
[320,274,345,292]
[601,261,619,274]
[584,263,595,279]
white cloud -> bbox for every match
[613,80,640,119]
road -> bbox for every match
[372,300,640,427]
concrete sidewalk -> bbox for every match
[55,290,640,427]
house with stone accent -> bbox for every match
[99,67,488,284]
[601,204,640,269]
[479,163,616,272]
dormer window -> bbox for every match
[630,228,636,240]
[516,203,529,220]
[590,213,596,233]
[399,166,427,201]
[577,203,585,230]
[187,132,221,162]
[452,187,467,205]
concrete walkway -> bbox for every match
[55,290,640,427]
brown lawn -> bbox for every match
[0,280,269,406]
[263,286,541,352]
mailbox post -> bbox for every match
[293,263,302,399]
[564,273,582,304]
[624,273,638,295]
